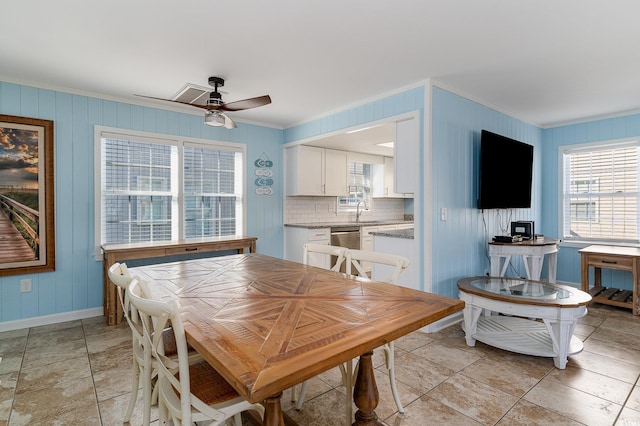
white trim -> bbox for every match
[432,79,640,130]
[422,80,433,293]
[558,138,640,245]
[283,111,420,149]
[0,74,283,130]
[421,311,462,333]
[94,126,247,260]
[431,80,539,128]
[286,79,430,129]
[561,136,640,153]
[0,307,104,332]
[543,108,640,129]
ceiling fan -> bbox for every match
[136,76,271,129]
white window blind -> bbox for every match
[102,138,177,243]
[183,145,243,238]
[561,142,640,243]
[96,128,245,250]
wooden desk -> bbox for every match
[130,253,464,426]
[489,238,560,282]
[579,245,640,315]
[101,236,257,325]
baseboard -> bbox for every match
[420,310,463,333]
[0,307,104,332]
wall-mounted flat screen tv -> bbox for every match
[477,130,533,209]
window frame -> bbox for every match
[94,126,246,259]
[559,138,640,246]
[338,160,373,211]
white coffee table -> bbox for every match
[457,277,592,369]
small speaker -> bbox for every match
[511,221,534,240]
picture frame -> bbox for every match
[0,114,55,276]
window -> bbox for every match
[561,141,639,244]
[338,161,372,209]
[95,127,244,254]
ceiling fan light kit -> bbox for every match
[204,111,225,126]
[205,111,237,129]
[135,76,271,130]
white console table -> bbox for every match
[489,237,560,282]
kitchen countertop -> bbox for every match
[284,220,413,229]
[370,228,414,239]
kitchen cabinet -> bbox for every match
[372,157,410,198]
[286,145,348,196]
[284,226,331,269]
[360,224,399,273]
[372,232,418,292]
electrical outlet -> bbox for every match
[20,279,32,293]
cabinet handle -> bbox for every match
[602,260,617,264]
[185,248,199,252]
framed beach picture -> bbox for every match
[0,114,55,276]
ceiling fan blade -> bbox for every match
[223,113,237,129]
[134,94,223,111]
[219,95,272,112]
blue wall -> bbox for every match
[430,87,543,298]
[0,81,283,324]
[3,77,638,327]
[542,113,640,288]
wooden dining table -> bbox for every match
[129,253,464,426]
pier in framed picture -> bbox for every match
[0,115,55,276]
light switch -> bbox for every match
[440,207,447,221]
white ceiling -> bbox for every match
[2,1,640,132]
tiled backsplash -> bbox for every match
[285,196,407,224]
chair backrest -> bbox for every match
[127,278,198,425]
[303,243,348,272]
[346,249,409,284]
[108,262,139,324]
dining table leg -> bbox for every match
[263,392,285,426]
[353,351,383,426]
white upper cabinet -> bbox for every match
[394,117,419,194]
[372,118,418,198]
[286,145,348,196]
[323,148,349,196]
[373,157,408,198]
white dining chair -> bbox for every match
[345,249,409,417]
[126,277,265,425]
[109,262,197,426]
[290,243,348,409]
[302,242,348,271]
[108,262,149,425]
[295,249,410,425]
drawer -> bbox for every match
[588,254,634,271]
[307,228,330,241]
[165,244,234,256]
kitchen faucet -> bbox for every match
[356,200,368,223]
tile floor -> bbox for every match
[1,303,639,425]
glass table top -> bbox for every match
[468,277,573,300]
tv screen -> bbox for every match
[478,130,533,209]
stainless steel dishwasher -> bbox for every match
[330,226,360,272]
